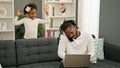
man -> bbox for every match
[58,20,96,68]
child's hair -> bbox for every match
[24,3,37,14]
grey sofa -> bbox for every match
[0,38,61,68]
[0,40,17,68]
[90,42,120,68]
[0,38,120,68]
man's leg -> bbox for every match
[59,62,64,68]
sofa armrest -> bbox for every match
[104,42,120,62]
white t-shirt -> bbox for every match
[58,31,96,63]
[14,17,48,39]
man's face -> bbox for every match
[64,25,77,39]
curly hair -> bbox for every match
[60,20,78,32]
[57,20,78,43]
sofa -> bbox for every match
[0,38,120,68]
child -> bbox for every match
[14,3,48,39]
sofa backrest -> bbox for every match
[15,38,61,65]
[0,40,17,67]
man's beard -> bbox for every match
[74,30,78,39]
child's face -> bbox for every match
[28,9,37,20]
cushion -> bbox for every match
[94,38,104,60]
[15,38,61,65]
[0,40,17,67]
[17,61,61,68]
[89,59,120,68]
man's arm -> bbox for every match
[57,34,69,60]
[87,35,97,63]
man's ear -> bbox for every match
[74,25,78,29]
[75,25,79,29]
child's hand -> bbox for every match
[17,10,23,17]
[44,4,49,16]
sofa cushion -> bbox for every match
[2,66,17,68]
[94,38,104,60]
[0,40,17,67]
[17,61,61,68]
[15,38,61,65]
[89,59,120,68]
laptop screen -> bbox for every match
[64,54,90,68]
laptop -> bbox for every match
[64,54,90,68]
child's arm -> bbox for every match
[13,10,24,25]
[44,4,49,16]
[39,5,49,24]
[38,4,50,24]
[38,18,49,24]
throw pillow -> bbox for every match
[94,38,104,60]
